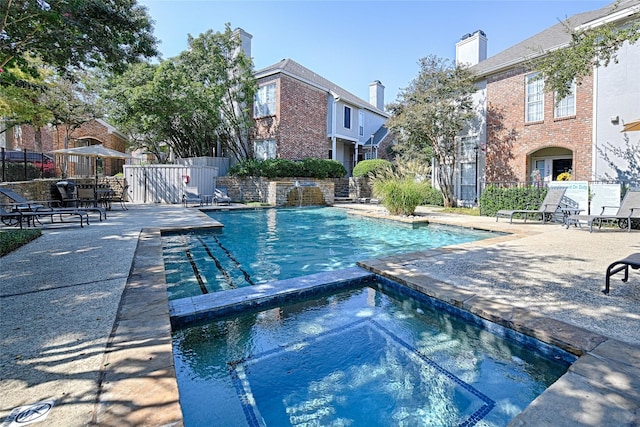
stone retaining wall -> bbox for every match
[0,177,127,204]
[216,177,334,206]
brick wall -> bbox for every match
[52,120,128,176]
[485,68,593,182]
[254,74,329,160]
[8,125,55,153]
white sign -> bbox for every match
[589,184,621,215]
[549,181,589,213]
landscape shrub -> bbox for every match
[373,178,432,216]
[300,158,346,178]
[352,159,392,178]
[229,158,346,179]
[228,159,262,177]
[421,185,444,206]
[479,185,548,216]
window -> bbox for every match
[344,106,351,129]
[254,139,276,160]
[460,163,477,201]
[525,73,544,122]
[554,82,576,118]
[460,136,478,159]
[359,111,364,136]
[254,83,276,117]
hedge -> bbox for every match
[229,158,347,179]
[352,159,392,178]
[479,185,548,216]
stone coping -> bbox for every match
[96,207,640,426]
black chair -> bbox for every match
[604,253,640,294]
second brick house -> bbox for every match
[454,0,639,205]
[253,58,394,176]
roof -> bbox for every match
[254,58,389,117]
[473,0,640,77]
[362,126,389,147]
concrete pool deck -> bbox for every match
[0,203,638,426]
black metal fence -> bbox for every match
[1,147,57,182]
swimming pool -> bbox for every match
[172,276,574,426]
[162,207,498,299]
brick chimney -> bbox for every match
[233,28,252,59]
[456,30,487,66]
[369,80,385,111]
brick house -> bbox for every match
[454,0,639,204]
[252,56,393,176]
[2,119,128,177]
[51,119,128,177]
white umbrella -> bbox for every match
[51,144,132,206]
[51,144,132,159]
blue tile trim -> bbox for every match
[169,267,375,329]
[373,276,577,366]
[371,319,495,426]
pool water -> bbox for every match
[163,207,497,299]
[172,279,573,426]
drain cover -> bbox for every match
[2,400,55,426]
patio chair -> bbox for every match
[566,189,640,232]
[182,187,203,207]
[604,253,640,294]
[213,187,231,205]
[496,187,569,223]
[109,184,129,210]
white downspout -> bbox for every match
[330,92,338,161]
[591,65,598,181]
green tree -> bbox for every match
[106,24,256,160]
[0,62,52,133]
[536,5,640,98]
[0,0,158,76]
[105,62,170,161]
[386,55,477,207]
[43,70,104,176]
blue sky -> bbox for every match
[138,0,611,106]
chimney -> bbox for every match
[369,80,385,111]
[233,27,252,59]
[456,30,487,66]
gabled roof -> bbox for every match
[363,126,389,147]
[255,58,389,117]
[473,0,640,77]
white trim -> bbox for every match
[333,133,358,143]
[592,65,598,180]
[575,5,640,31]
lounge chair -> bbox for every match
[213,187,231,205]
[566,189,640,232]
[1,187,106,221]
[182,187,203,207]
[0,204,89,228]
[496,187,570,223]
[604,253,640,294]
[0,206,29,229]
